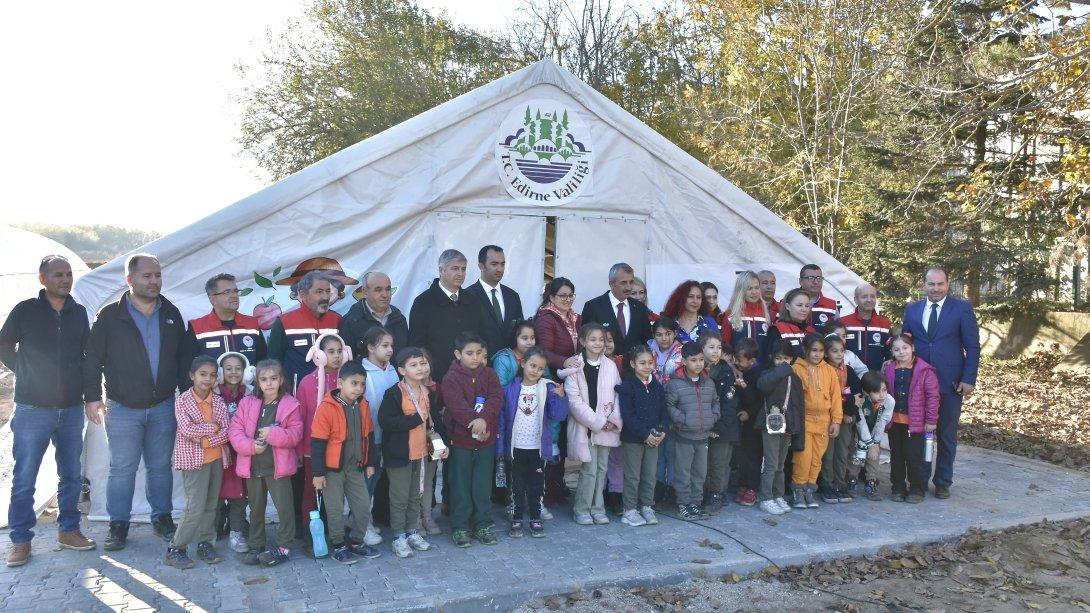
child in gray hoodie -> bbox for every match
[665,342,720,520]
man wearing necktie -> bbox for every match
[580,262,653,356]
[900,267,980,500]
[408,249,487,383]
[466,245,524,355]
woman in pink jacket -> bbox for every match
[562,323,623,526]
[228,359,303,566]
[883,333,939,504]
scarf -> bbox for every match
[540,303,579,349]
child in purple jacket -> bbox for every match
[883,333,939,503]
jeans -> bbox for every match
[8,404,85,543]
[105,398,176,523]
[655,432,675,486]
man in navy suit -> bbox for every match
[580,262,653,356]
[900,267,980,499]
[465,245,524,354]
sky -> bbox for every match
[0,1,515,233]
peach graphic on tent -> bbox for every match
[277,257,358,308]
[241,264,288,330]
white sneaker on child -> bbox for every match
[392,536,413,558]
[539,502,553,520]
[229,531,249,553]
[640,506,659,525]
[621,509,647,527]
[364,523,383,546]
[406,531,431,551]
[760,500,785,515]
[774,497,792,513]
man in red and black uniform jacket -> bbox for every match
[799,264,839,328]
[268,272,341,391]
[187,273,267,364]
[841,283,892,372]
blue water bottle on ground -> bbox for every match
[310,491,329,559]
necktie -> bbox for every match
[491,288,502,322]
[928,302,939,337]
[616,302,627,338]
[451,293,458,303]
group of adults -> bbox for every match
[0,246,979,568]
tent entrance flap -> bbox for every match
[554,216,648,314]
[434,212,546,318]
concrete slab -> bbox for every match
[0,445,1087,612]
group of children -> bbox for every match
[167,307,940,568]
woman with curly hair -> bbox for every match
[660,280,719,344]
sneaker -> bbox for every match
[164,547,194,570]
[621,509,647,527]
[452,529,472,548]
[837,488,854,503]
[819,487,839,504]
[392,536,413,558]
[591,513,610,525]
[229,531,249,553]
[736,488,758,506]
[406,531,431,551]
[242,549,263,565]
[890,490,907,503]
[331,546,359,565]
[196,541,223,564]
[364,523,384,545]
[791,488,808,509]
[677,504,695,521]
[153,515,177,541]
[864,480,882,501]
[906,491,925,504]
[760,500,784,515]
[690,504,709,519]
[705,493,724,515]
[539,502,553,520]
[104,521,128,551]
[847,478,859,493]
[474,525,498,545]
[529,520,545,538]
[509,520,524,538]
[6,543,30,567]
[574,513,594,526]
[348,542,382,559]
[640,506,659,525]
[58,530,96,551]
[774,497,792,513]
[804,487,820,509]
[257,547,289,566]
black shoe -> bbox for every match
[705,493,724,515]
[347,542,381,559]
[153,516,177,541]
[242,549,263,565]
[819,487,839,504]
[104,521,128,551]
[529,520,545,538]
[196,541,222,564]
[164,547,194,569]
[891,490,907,503]
[934,485,950,499]
[257,547,289,566]
[331,546,359,565]
[906,491,925,504]
[509,520,524,538]
[677,504,695,521]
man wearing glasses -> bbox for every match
[799,264,838,328]
[187,273,267,363]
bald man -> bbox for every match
[840,283,893,372]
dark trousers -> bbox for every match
[888,423,925,495]
[510,448,544,521]
[449,445,495,531]
[927,393,961,487]
[737,425,763,490]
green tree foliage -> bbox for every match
[15,223,160,265]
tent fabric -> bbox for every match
[0,225,89,324]
[71,60,866,519]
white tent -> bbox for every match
[72,60,866,518]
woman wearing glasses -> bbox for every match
[535,277,582,508]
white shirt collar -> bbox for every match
[929,296,948,309]
[439,283,459,300]
[478,279,500,294]
[612,293,628,309]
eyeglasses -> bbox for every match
[801,275,824,282]
[211,288,240,296]
[554,293,575,301]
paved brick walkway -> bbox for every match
[2,445,1089,612]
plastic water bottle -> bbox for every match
[310,493,328,559]
[471,395,485,440]
[923,432,936,463]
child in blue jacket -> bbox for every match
[616,345,669,527]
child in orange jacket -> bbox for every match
[790,333,842,509]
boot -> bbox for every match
[418,477,441,535]
[791,486,808,509]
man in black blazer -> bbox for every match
[580,262,654,356]
[465,245,525,354]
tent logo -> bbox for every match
[496,100,593,206]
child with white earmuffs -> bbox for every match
[295,333,352,550]
[214,352,255,553]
